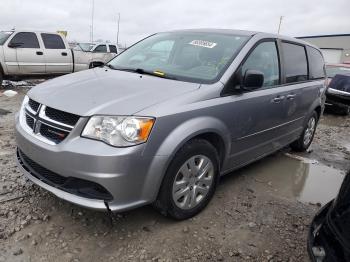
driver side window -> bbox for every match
[241,41,280,88]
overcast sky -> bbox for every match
[1,0,349,46]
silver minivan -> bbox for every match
[16,29,326,219]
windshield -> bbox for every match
[74,43,94,52]
[108,32,250,83]
[0,31,13,45]
[326,65,350,78]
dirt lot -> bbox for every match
[0,85,349,262]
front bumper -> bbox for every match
[15,114,168,212]
[308,201,350,262]
[326,88,350,107]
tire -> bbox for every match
[344,107,350,116]
[290,111,318,152]
[334,106,350,116]
[89,62,104,69]
[154,139,220,220]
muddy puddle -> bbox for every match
[235,153,346,205]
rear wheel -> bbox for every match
[290,111,318,152]
[154,139,219,220]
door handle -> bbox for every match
[272,95,285,103]
[36,51,43,55]
[61,52,68,56]
[286,94,297,100]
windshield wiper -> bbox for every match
[106,66,177,80]
[105,64,116,70]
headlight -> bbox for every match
[81,116,155,147]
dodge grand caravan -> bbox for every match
[15,29,326,219]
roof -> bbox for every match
[162,28,316,48]
[297,34,350,39]
[1,30,65,35]
[164,28,258,36]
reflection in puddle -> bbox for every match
[237,154,346,205]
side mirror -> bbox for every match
[8,42,23,48]
[242,69,264,91]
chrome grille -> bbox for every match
[25,114,35,129]
[39,124,70,144]
[45,107,80,127]
[28,99,40,112]
[20,98,80,145]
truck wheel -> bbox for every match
[290,111,318,152]
[154,139,219,220]
[89,62,104,69]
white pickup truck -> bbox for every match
[0,30,119,85]
[72,42,121,68]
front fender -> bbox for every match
[141,116,231,201]
[155,116,231,157]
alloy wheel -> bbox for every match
[172,155,214,210]
[303,116,316,146]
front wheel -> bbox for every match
[154,139,219,220]
[290,111,318,152]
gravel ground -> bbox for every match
[0,86,349,262]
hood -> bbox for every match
[28,68,200,116]
[329,74,350,93]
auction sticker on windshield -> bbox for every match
[189,40,217,48]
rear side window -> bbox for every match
[9,32,40,48]
[282,42,308,83]
[307,46,325,79]
[41,33,66,49]
[94,45,107,53]
[109,45,118,53]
